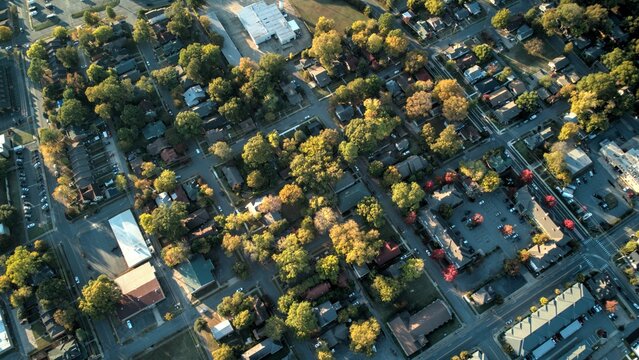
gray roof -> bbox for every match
[68,143,93,189]
[241,338,282,360]
[142,121,167,141]
[222,166,244,188]
[564,148,592,175]
[115,59,136,75]
[335,104,354,122]
[309,66,330,87]
[504,283,594,357]
[192,101,213,118]
[317,301,338,327]
[464,1,481,15]
[337,181,371,213]
[395,155,428,179]
[494,101,521,123]
[334,171,356,193]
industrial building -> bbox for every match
[237,1,297,46]
[108,209,151,268]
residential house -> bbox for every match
[113,262,166,321]
[488,87,513,108]
[486,151,512,173]
[429,184,463,209]
[470,285,495,305]
[160,147,179,164]
[516,24,533,41]
[508,79,527,96]
[629,251,639,270]
[503,283,594,358]
[142,121,167,142]
[455,53,478,71]
[241,339,282,360]
[206,129,226,145]
[337,181,371,213]
[222,166,244,189]
[494,101,521,123]
[183,85,206,108]
[564,148,593,177]
[212,319,234,340]
[321,324,348,349]
[68,143,95,200]
[385,79,402,97]
[184,209,211,231]
[523,127,553,150]
[280,81,302,105]
[464,2,481,15]
[427,17,445,32]
[308,65,330,87]
[395,155,428,179]
[463,65,486,84]
[445,44,470,60]
[454,8,470,21]
[146,137,171,156]
[396,74,414,94]
[389,299,453,356]
[46,339,81,360]
[174,254,215,296]
[335,104,354,123]
[115,59,136,75]
[246,196,282,225]
[305,282,331,301]
[334,171,356,193]
[548,56,570,72]
[475,77,501,94]
[192,101,214,118]
[121,69,141,83]
[316,301,339,328]
[374,241,401,267]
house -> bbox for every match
[321,323,348,348]
[471,285,495,305]
[335,104,354,123]
[463,65,486,84]
[564,148,593,177]
[374,241,401,267]
[402,11,415,24]
[308,65,330,87]
[538,3,555,12]
[299,58,316,69]
[184,209,211,230]
[41,309,65,339]
[334,171,356,193]
[455,53,478,71]
[516,24,534,41]
[395,155,428,179]
[464,1,481,15]
[396,74,414,94]
[155,192,172,207]
[427,17,445,32]
[305,282,331,300]
[503,283,594,357]
[114,59,136,75]
[206,129,226,145]
[629,251,639,270]
[113,262,166,321]
[446,44,470,60]
[524,127,554,150]
[508,79,527,96]
[241,338,283,360]
[222,166,244,189]
[183,85,206,108]
[174,254,215,295]
[385,79,402,97]
[337,181,371,213]
[142,121,167,142]
[414,20,431,40]
[146,137,171,156]
[475,77,501,94]
[246,196,282,225]
[280,81,302,105]
[389,299,453,356]
[212,319,234,340]
[586,271,615,301]
[121,69,141,83]
[316,301,339,327]
[430,184,463,209]
[68,143,95,200]
[160,147,179,164]
[548,56,570,71]
[344,56,358,72]
[494,101,521,123]
[192,101,214,118]
[488,87,513,108]
[454,8,470,21]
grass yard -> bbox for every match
[9,127,35,145]
[365,273,440,322]
[288,0,366,33]
[135,329,207,360]
[501,40,560,76]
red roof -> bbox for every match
[375,242,401,266]
[305,282,331,300]
[160,148,178,163]
[415,68,433,82]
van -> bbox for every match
[46,14,56,19]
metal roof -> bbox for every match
[108,209,151,268]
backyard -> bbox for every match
[288,0,366,33]
[135,329,207,360]
[500,39,560,76]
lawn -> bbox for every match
[500,40,560,76]
[288,0,366,33]
[364,273,440,322]
[135,329,207,360]
[8,127,35,145]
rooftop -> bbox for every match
[108,209,151,268]
[388,299,453,356]
[113,262,165,321]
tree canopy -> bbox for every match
[139,202,188,241]
[78,275,122,318]
[286,301,318,338]
[329,220,382,266]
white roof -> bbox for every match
[0,312,11,353]
[288,19,300,32]
[114,262,157,293]
[237,1,295,45]
[183,85,206,108]
[212,319,234,340]
[108,210,151,268]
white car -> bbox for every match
[634,303,639,310]
[126,320,133,329]
[26,223,35,229]
[74,276,80,284]
[30,10,37,16]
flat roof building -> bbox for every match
[564,147,593,177]
[237,1,295,46]
[108,209,151,268]
[600,139,639,192]
[113,262,166,321]
[0,310,11,354]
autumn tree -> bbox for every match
[384,29,408,57]
[286,301,318,338]
[316,255,340,283]
[309,28,342,71]
[290,129,343,193]
[139,202,188,241]
[391,182,425,211]
[161,241,190,267]
[212,344,235,360]
[209,141,232,161]
[532,233,550,250]
[279,184,304,205]
[442,96,469,121]
[217,291,254,318]
[314,207,339,234]
[544,150,571,185]
[356,196,385,228]
[175,111,203,138]
[349,318,381,355]
[330,220,382,266]
[472,44,492,63]
[523,38,544,57]
[558,122,580,141]
[272,244,310,282]
[153,169,177,193]
[480,171,501,192]
[404,50,428,74]
[405,91,433,119]
[401,258,424,282]
[425,0,444,15]
[431,125,463,157]
[242,132,274,169]
[5,247,40,287]
[491,8,510,29]
[78,275,122,318]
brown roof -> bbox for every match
[160,148,179,163]
[374,241,401,266]
[114,263,166,321]
[488,87,513,108]
[388,299,452,356]
[305,282,331,300]
[184,208,211,230]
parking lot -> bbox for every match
[76,220,128,277]
[14,143,52,238]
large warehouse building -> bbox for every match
[108,209,151,268]
[237,1,296,46]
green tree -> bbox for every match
[558,122,580,141]
[404,50,428,74]
[372,275,402,302]
[264,316,287,340]
[5,247,40,287]
[349,318,381,355]
[161,241,189,267]
[329,220,382,266]
[78,275,122,318]
[232,309,253,329]
[153,169,177,193]
[273,244,310,282]
[211,344,235,360]
[378,13,394,34]
[134,19,156,43]
[491,8,510,29]
[602,48,627,70]
[356,196,385,228]
[115,174,127,192]
[138,202,188,241]
[315,16,335,34]
[208,77,234,103]
[401,258,424,282]
[54,307,77,331]
[425,0,444,15]
[106,6,116,19]
[515,91,540,113]
[391,182,425,211]
[26,41,47,59]
[286,301,318,338]
[290,130,343,193]
[0,26,11,42]
[55,46,79,69]
[0,204,15,223]
[175,111,203,138]
[152,66,179,88]
[217,291,254,318]
[339,142,359,164]
[242,132,274,169]
[92,25,113,44]
[166,1,193,39]
[309,30,342,71]
[58,99,87,126]
[86,63,110,84]
[178,43,222,83]
[27,58,49,83]
[52,26,69,40]
[194,317,208,332]
[83,11,100,26]
[259,53,286,80]
[383,166,402,187]
[472,44,492,62]
[431,125,463,157]
[611,61,639,88]
[218,97,243,123]
[367,33,384,54]
[316,255,340,283]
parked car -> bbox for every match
[26,223,35,229]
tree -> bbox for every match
[0,204,16,223]
[52,26,69,40]
[384,29,408,57]
[242,133,274,169]
[558,122,580,141]
[83,11,100,26]
[152,66,179,88]
[78,275,122,318]
[315,16,335,34]
[5,246,40,287]
[161,241,189,267]
[105,5,116,18]
[602,48,627,70]
[212,344,235,360]
[541,4,587,37]
[383,166,402,187]
[442,96,469,121]
[431,125,463,157]
[54,307,77,331]
[246,169,265,189]
[85,76,134,115]
[532,233,550,250]
[621,240,639,255]
[286,301,318,338]
[378,13,394,34]
[27,58,49,83]
[491,8,510,29]
[178,43,221,83]
[208,77,234,103]
[133,19,155,43]
[264,316,287,340]
[515,91,539,113]
[480,171,501,192]
[0,25,11,42]
[404,50,428,74]
[523,38,544,57]
[472,44,492,63]
[309,30,342,71]
[115,174,127,192]
[421,123,436,146]
[425,0,444,15]
[442,264,458,282]
[175,111,202,138]
[316,255,340,283]
[356,196,385,228]
[217,291,254,318]
[166,1,193,39]
[219,97,243,123]
[194,317,208,333]
[10,286,32,308]
[391,182,425,211]
[401,258,424,282]
[279,184,304,205]
[232,309,253,329]
[330,220,382,266]
[434,79,464,101]
[544,150,571,185]
[93,25,113,44]
[290,130,343,193]
[273,244,310,282]
[349,318,381,355]
[503,258,520,276]
[366,33,384,54]
[314,207,338,234]
[611,61,639,88]
[153,169,177,193]
[139,202,188,241]
[56,46,79,69]
[58,98,88,126]
[405,91,432,119]
[86,63,109,84]
[605,300,618,313]
[208,141,231,162]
